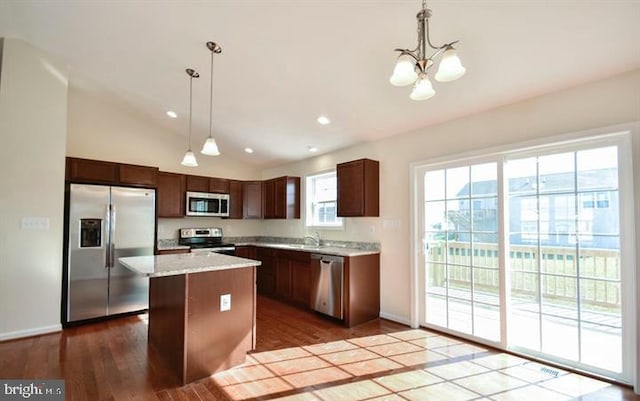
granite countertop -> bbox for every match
[157,237,380,257]
[234,242,380,257]
[119,253,261,278]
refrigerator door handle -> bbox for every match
[109,204,117,268]
[105,204,111,268]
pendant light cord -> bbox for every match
[209,48,214,139]
[189,73,194,150]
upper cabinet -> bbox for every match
[119,164,158,187]
[263,176,300,219]
[66,157,158,188]
[243,181,263,219]
[157,172,186,218]
[227,180,243,219]
[337,158,379,217]
[186,175,230,194]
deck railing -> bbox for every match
[426,241,621,310]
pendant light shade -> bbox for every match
[201,41,222,156]
[435,47,466,82]
[410,74,435,101]
[201,137,220,156]
[181,150,198,167]
[389,53,418,87]
[181,68,199,167]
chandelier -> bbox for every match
[389,0,466,101]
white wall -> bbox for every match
[0,38,68,340]
[261,69,640,326]
[67,86,261,179]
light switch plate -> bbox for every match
[21,217,50,231]
[220,294,231,312]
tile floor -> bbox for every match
[213,328,635,401]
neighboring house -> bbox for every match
[440,168,619,249]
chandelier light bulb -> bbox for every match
[410,75,436,101]
[201,137,220,155]
[435,47,466,82]
[181,150,198,167]
[389,53,418,87]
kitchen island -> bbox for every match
[119,252,261,385]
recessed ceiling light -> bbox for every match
[307,146,318,153]
[317,116,330,125]
[166,110,177,119]
[244,148,254,154]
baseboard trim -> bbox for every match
[0,324,62,342]
[379,312,414,327]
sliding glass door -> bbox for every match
[416,134,633,383]
[423,161,501,342]
[506,146,624,375]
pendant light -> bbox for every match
[201,41,222,156]
[181,68,200,167]
[389,0,465,100]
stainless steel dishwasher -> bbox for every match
[310,254,344,319]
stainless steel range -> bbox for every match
[178,227,235,255]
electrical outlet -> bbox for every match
[220,294,231,312]
[21,217,49,231]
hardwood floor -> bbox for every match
[0,296,638,400]
[0,296,405,400]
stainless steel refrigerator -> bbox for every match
[63,183,155,325]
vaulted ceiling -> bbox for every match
[1,1,639,167]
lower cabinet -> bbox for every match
[275,259,292,299]
[256,247,277,296]
[273,250,311,306]
[291,259,311,305]
[254,246,379,327]
[235,245,257,259]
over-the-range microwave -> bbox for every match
[185,191,229,217]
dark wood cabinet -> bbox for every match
[227,180,243,219]
[262,180,275,219]
[263,176,300,219]
[275,259,292,299]
[119,164,158,187]
[186,175,210,192]
[156,248,189,255]
[66,157,119,184]
[235,246,257,259]
[186,175,230,194]
[256,248,277,296]
[242,181,263,219]
[291,259,311,305]
[209,177,230,194]
[66,157,158,187]
[157,172,186,218]
[343,254,380,327]
[253,246,380,327]
[254,248,312,306]
[337,158,379,217]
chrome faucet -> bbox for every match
[303,232,320,246]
